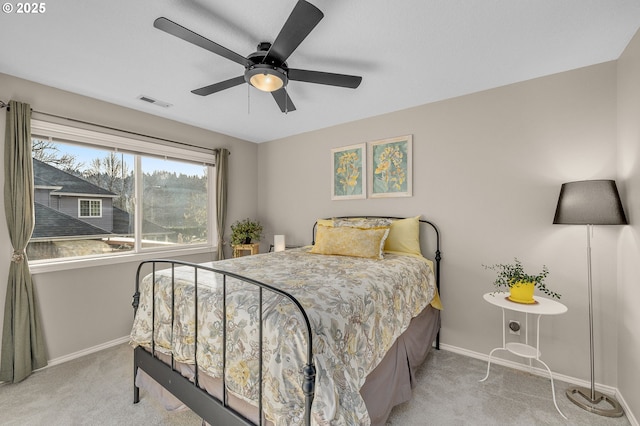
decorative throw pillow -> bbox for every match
[310,225,390,259]
[384,216,423,256]
[333,217,393,229]
[316,218,334,227]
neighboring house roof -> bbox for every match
[111,206,131,235]
[112,206,172,236]
[33,203,171,240]
[33,158,117,197]
[32,202,112,239]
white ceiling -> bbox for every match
[2,1,639,143]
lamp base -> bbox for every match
[566,386,624,417]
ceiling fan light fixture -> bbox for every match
[250,73,283,92]
[246,65,287,92]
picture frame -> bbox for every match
[368,135,412,198]
[331,143,366,200]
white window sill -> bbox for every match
[29,245,218,275]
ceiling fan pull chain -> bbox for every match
[247,83,251,115]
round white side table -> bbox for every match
[479,292,568,419]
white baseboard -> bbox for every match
[616,390,639,426]
[0,336,130,385]
[439,343,637,426]
[44,335,130,368]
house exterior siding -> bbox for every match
[57,196,113,232]
[34,188,51,207]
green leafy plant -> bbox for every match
[483,258,560,299]
[230,218,263,245]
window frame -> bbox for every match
[78,198,102,218]
[29,120,218,273]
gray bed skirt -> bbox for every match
[135,303,441,425]
[361,303,441,425]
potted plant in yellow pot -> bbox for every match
[483,258,560,303]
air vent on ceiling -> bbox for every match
[137,95,172,108]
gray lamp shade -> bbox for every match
[553,180,628,225]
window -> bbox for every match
[28,120,216,264]
[79,199,102,218]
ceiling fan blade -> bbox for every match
[288,69,362,89]
[192,76,246,96]
[154,17,248,67]
[271,89,296,113]
[266,1,324,66]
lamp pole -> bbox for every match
[586,224,595,401]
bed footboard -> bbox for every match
[131,260,316,426]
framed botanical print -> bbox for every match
[331,143,366,200]
[369,135,412,198]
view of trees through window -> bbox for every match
[28,138,210,261]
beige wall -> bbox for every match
[258,62,623,388]
[617,29,640,420]
[0,72,259,360]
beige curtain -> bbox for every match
[215,148,229,260]
[0,100,47,383]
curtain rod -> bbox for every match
[0,100,229,155]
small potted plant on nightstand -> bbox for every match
[230,218,263,245]
[483,258,561,303]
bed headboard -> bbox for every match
[311,216,441,293]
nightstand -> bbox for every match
[480,292,568,419]
[232,243,260,258]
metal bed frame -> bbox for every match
[132,217,441,425]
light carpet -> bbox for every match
[0,343,632,425]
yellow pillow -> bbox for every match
[316,219,334,227]
[384,216,423,256]
[310,225,390,259]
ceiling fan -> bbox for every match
[154,0,362,113]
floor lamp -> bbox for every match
[553,179,627,417]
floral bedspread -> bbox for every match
[129,247,437,425]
